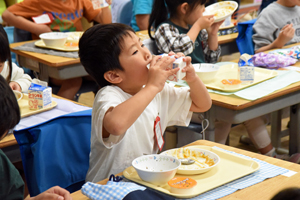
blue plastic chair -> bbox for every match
[115,0,133,25]
[3,26,17,64]
[14,110,92,196]
[236,19,257,55]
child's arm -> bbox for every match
[187,15,214,42]
[2,10,51,37]
[255,24,295,53]
[206,20,224,51]
[181,56,212,112]
[103,56,180,137]
[93,6,112,24]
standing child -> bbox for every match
[0,25,32,93]
[148,0,224,64]
[79,23,212,182]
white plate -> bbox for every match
[204,1,238,22]
[160,147,220,175]
[34,40,78,52]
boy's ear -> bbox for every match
[179,2,189,15]
[104,70,123,84]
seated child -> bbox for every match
[148,0,224,64]
[2,0,112,100]
[79,23,212,182]
[253,0,300,53]
[0,75,71,200]
[237,0,300,161]
[0,25,32,93]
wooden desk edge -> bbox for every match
[10,41,80,67]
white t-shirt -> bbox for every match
[86,83,193,182]
[0,61,32,93]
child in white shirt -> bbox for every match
[79,23,212,182]
[0,25,32,93]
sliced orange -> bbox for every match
[221,79,241,85]
[168,177,197,189]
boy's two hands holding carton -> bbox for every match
[103,52,211,138]
[147,52,211,113]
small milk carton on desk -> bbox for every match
[238,53,255,84]
[28,79,52,110]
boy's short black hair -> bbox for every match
[79,23,135,87]
[0,75,20,139]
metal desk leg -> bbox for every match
[271,110,282,149]
[289,104,300,155]
[204,107,216,141]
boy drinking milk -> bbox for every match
[79,23,212,182]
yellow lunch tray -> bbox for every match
[34,40,79,52]
[206,63,278,92]
[123,145,260,198]
[19,94,57,118]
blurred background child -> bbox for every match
[131,0,154,31]
[2,0,112,100]
[0,75,71,200]
[253,0,300,53]
[148,0,224,64]
[0,25,31,93]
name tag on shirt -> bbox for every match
[154,115,164,151]
[32,13,54,25]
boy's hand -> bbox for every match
[181,56,198,83]
[196,15,214,30]
[207,20,224,36]
[146,55,179,93]
[9,82,21,92]
[275,24,295,48]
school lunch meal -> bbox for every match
[204,1,238,22]
[161,147,220,175]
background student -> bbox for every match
[79,23,211,182]
[0,75,72,200]
[131,0,154,31]
[0,24,31,93]
[2,0,112,100]
[148,0,223,64]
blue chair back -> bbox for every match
[14,110,92,196]
[236,19,257,55]
[3,26,17,63]
[114,0,133,25]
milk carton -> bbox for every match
[238,53,255,84]
[161,54,186,82]
[28,79,52,110]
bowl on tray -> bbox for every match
[193,63,220,83]
[39,32,68,47]
[132,154,181,186]
[160,147,220,175]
